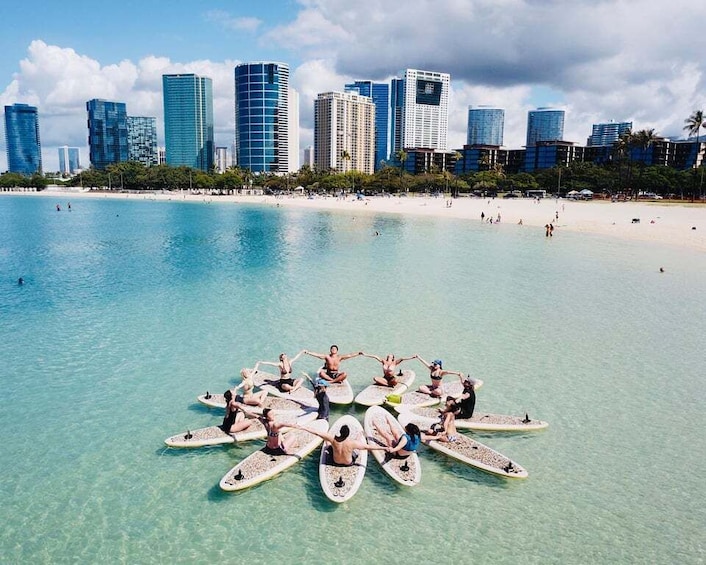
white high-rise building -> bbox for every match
[288,87,299,172]
[399,69,450,151]
[215,146,228,173]
[314,91,375,174]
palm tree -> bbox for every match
[341,150,352,193]
[632,129,656,199]
[395,150,408,192]
[684,110,705,201]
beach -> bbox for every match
[12,188,706,252]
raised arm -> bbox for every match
[339,351,364,361]
[361,352,384,363]
[441,369,463,378]
[289,350,307,364]
[395,355,416,365]
[415,355,431,369]
[257,360,279,369]
[296,425,334,443]
[304,350,326,360]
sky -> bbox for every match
[2,0,706,172]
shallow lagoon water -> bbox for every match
[0,195,704,564]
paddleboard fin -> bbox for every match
[522,413,531,424]
[205,391,212,399]
[400,461,410,472]
[334,476,345,488]
[234,469,244,481]
[184,430,193,440]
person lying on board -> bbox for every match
[304,345,362,383]
[360,352,416,387]
[415,356,464,398]
[373,420,422,458]
[233,368,268,407]
[296,422,385,466]
[254,351,306,393]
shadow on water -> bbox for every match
[422,447,519,489]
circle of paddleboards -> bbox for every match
[397,407,548,432]
[354,370,416,407]
[318,415,368,503]
[363,405,421,487]
[164,412,317,448]
[220,418,329,492]
[197,392,314,412]
[385,378,483,409]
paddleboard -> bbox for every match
[363,406,421,487]
[354,370,416,407]
[220,419,329,492]
[164,412,317,448]
[426,435,528,479]
[318,415,368,503]
[396,407,548,432]
[196,392,313,412]
[385,378,483,409]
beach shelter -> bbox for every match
[580,189,594,200]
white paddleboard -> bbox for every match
[318,415,368,503]
[363,406,421,487]
[354,370,415,407]
[426,435,528,479]
[397,407,548,432]
[196,392,313,412]
[220,419,329,491]
[386,379,483,409]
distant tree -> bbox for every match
[632,129,657,198]
[684,109,705,201]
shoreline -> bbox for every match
[4,188,705,251]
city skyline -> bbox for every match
[0,1,705,171]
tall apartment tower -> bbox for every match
[4,103,42,175]
[393,69,450,153]
[389,78,405,158]
[127,116,158,166]
[526,108,565,146]
[588,121,632,146]
[58,146,80,175]
[314,91,375,174]
[215,146,228,173]
[345,80,390,170]
[162,73,214,171]
[303,145,314,168]
[86,99,128,170]
[234,62,290,173]
[288,87,299,172]
[467,106,505,146]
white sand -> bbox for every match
[6,189,706,252]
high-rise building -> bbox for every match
[234,62,290,173]
[162,73,214,171]
[4,103,42,175]
[158,147,166,165]
[467,106,505,146]
[215,146,228,173]
[526,108,565,146]
[389,78,405,159]
[127,116,158,166]
[345,80,390,170]
[58,146,80,175]
[588,121,632,146]
[86,99,128,170]
[288,87,299,172]
[303,145,314,168]
[314,91,375,174]
[392,69,450,154]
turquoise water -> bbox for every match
[0,195,704,564]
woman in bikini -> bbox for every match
[361,352,416,387]
[415,356,463,398]
[374,420,422,458]
[233,368,268,407]
[260,408,296,455]
[255,351,305,393]
[220,389,255,434]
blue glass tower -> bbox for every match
[389,78,405,159]
[526,108,565,146]
[58,146,80,175]
[345,80,389,170]
[127,116,158,166]
[234,62,290,173]
[163,74,214,171]
[4,103,42,175]
[589,121,632,146]
[86,99,128,170]
[467,106,504,146]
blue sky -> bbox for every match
[2,0,705,171]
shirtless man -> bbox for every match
[297,423,385,465]
[304,345,362,383]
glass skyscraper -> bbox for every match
[526,108,565,146]
[345,80,389,170]
[86,99,128,170]
[58,146,80,175]
[467,106,504,146]
[127,116,158,166]
[234,62,290,173]
[589,121,632,146]
[389,78,405,159]
[4,103,42,175]
[162,74,214,171]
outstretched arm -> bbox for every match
[289,350,306,364]
[361,353,384,363]
[353,439,387,452]
[339,351,364,361]
[295,425,334,443]
[257,360,279,368]
[395,355,416,365]
[441,369,463,378]
[304,350,326,360]
[415,355,431,369]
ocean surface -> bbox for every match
[0,194,703,564]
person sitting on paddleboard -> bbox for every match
[220,390,255,434]
[454,376,477,419]
[305,345,362,383]
[374,421,422,458]
[297,423,385,466]
[233,368,268,407]
[361,352,416,387]
[260,408,296,456]
[255,351,305,393]
[415,356,463,398]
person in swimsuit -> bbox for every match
[233,368,268,407]
[255,351,305,393]
[454,376,477,419]
[297,423,385,466]
[361,352,416,387]
[220,389,255,434]
[373,421,422,458]
[305,345,362,383]
[415,356,463,398]
[260,408,297,456]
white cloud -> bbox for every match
[204,10,262,32]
